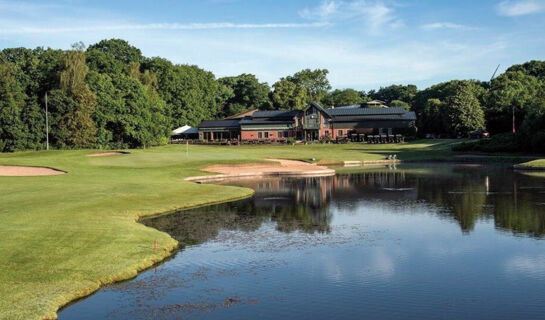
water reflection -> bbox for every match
[62,164,545,320]
[145,164,545,245]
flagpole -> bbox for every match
[512,106,516,134]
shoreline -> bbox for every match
[54,157,527,318]
[3,142,539,320]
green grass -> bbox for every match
[0,140,458,320]
[514,159,545,170]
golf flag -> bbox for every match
[512,109,516,134]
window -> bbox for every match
[338,130,343,136]
[264,132,269,139]
[258,132,263,139]
[325,130,329,137]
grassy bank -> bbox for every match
[514,159,545,170]
[1,140,458,319]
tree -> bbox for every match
[143,57,222,127]
[59,49,97,147]
[288,69,330,103]
[390,100,411,111]
[443,83,485,136]
[271,78,308,110]
[507,60,545,81]
[0,63,26,151]
[323,89,366,107]
[87,39,143,65]
[219,74,271,116]
[370,84,418,104]
[413,80,486,135]
[485,71,544,134]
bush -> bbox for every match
[0,140,6,152]
[452,133,519,153]
[531,131,545,152]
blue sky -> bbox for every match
[0,0,544,90]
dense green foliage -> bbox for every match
[322,88,367,107]
[218,74,271,116]
[0,38,543,152]
[271,77,309,110]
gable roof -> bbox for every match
[252,110,301,118]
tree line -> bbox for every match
[0,39,544,152]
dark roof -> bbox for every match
[326,107,408,116]
[335,104,361,109]
[224,109,257,120]
[239,119,293,125]
[198,119,240,129]
[252,110,301,118]
[332,111,416,122]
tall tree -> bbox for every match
[59,48,97,147]
[219,74,271,116]
[323,89,367,107]
[288,69,330,103]
[507,60,545,81]
[485,71,544,134]
[87,39,143,65]
[370,84,418,104]
[443,83,485,136]
[271,78,308,110]
[0,63,26,152]
[413,80,486,135]
[144,57,222,127]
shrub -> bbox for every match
[452,133,519,153]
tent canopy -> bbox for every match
[172,125,198,135]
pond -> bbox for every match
[59,164,545,320]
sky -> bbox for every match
[0,0,544,90]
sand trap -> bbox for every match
[87,151,128,157]
[186,159,335,182]
[0,166,66,176]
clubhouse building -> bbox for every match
[198,101,416,143]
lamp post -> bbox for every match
[45,92,49,150]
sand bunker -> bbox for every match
[186,159,335,182]
[87,151,127,157]
[0,166,66,176]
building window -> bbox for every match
[338,130,343,136]
[278,131,283,138]
[258,132,263,139]
[264,132,269,139]
[325,130,329,137]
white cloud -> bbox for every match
[505,255,545,278]
[496,0,544,16]
[0,22,329,35]
[299,0,403,34]
[420,22,477,31]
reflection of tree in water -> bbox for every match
[403,165,545,237]
[145,165,545,245]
